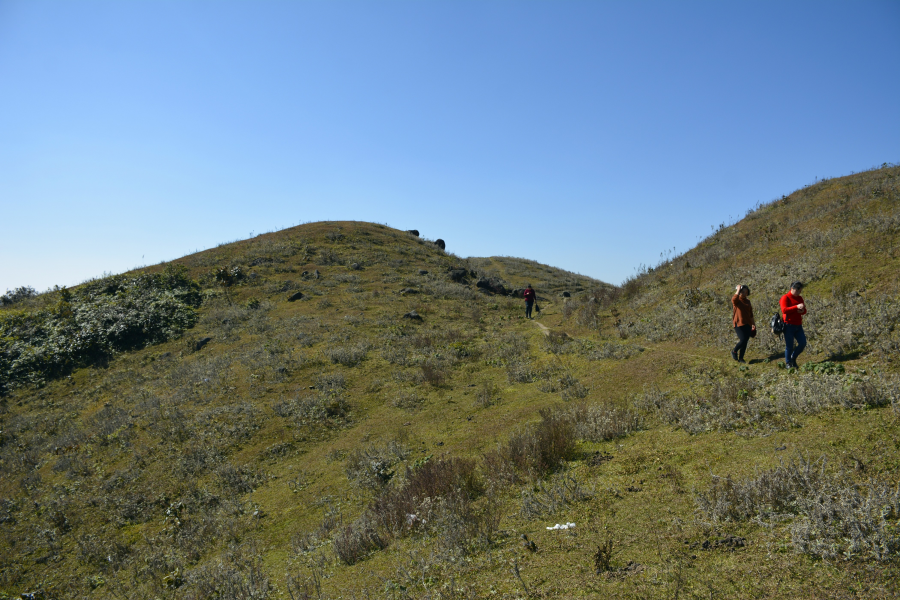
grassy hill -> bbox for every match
[1,165,898,599]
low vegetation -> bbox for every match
[0,165,898,598]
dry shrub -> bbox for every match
[332,514,387,565]
[696,454,900,562]
[484,408,577,483]
[368,457,482,535]
[586,342,644,360]
[392,390,423,409]
[633,373,898,435]
[335,458,484,565]
[520,472,593,519]
[321,342,368,366]
[486,332,529,362]
[474,382,500,409]
[345,442,409,489]
[421,363,447,387]
[506,359,536,384]
[276,390,352,424]
[567,403,644,442]
[315,372,346,391]
[182,542,270,600]
[560,377,590,401]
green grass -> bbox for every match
[1,167,899,599]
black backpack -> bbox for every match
[770,312,784,336]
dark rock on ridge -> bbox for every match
[476,277,510,296]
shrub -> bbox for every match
[182,543,270,600]
[333,515,388,565]
[567,403,644,442]
[474,382,500,409]
[485,408,577,482]
[315,372,346,391]
[392,390,423,409]
[0,266,200,392]
[345,442,409,489]
[696,454,900,562]
[368,457,482,535]
[0,286,37,306]
[585,342,645,360]
[520,472,593,519]
[633,373,899,434]
[321,342,368,366]
[421,362,447,387]
[506,359,536,384]
[276,390,351,424]
[486,332,529,362]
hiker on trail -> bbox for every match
[523,284,536,319]
[731,285,755,363]
[779,281,807,369]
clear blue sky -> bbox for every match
[2,1,898,292]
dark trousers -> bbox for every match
[784,324,807,365]
[733,325,752,360]
[525,300,534,318]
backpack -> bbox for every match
[770,312,784,336]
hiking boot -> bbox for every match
[731,350,739,361]
[738,359,747,364]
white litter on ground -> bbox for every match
[546,522,576,530]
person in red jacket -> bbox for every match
[779,281,807,369]
[523,284,536,319]
[731,285,755,363]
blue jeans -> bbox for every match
[525,300,534,318]
[784,324,806,365]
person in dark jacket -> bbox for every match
[523,284,536,319]
[732,284,756,363]
[779,281,807,369]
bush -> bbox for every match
[474,382,500,409]
[485,408,577,482]
[633,373,899,434]
[567,403,644,442]
[506,359,536,384]
[368,457,482,535]
[183,543,270,600]
[392,390,423,409]
[345,442,409,489]
[520,472,593,519]
[333,515,388,565]
[335,457,483,564]
[0,286,37,306]
[0,266,200,392]
[421,363,447,387]
[321,343,368,366]
[696,454,900,562]
[276,390,352,424]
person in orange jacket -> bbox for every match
[779,281,807,369]
[731,285,755,363]
[523,284,536,319]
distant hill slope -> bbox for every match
[467,256,610,299]
[581,164,900,365]
[0,169,898,599]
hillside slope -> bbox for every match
[1,166,899,599]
